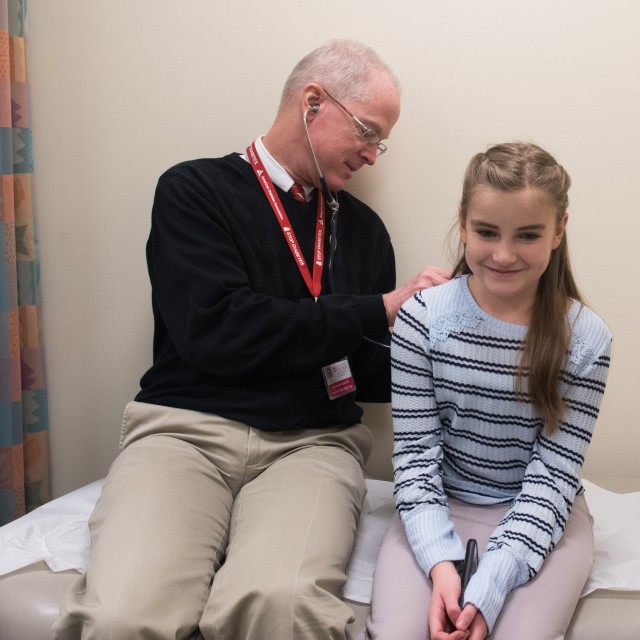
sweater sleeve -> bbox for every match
[462,314,612,631]
[391,294,466,572]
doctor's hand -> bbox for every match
[383,266,451,326]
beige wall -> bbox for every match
[27,1,640,497]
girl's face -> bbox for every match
[459,186,568,322]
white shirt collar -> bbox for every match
[242,137,314,201]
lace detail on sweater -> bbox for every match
[569,331,594,366]
[431,310,483,345]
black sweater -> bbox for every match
[136,153,396,431]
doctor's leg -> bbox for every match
[201,423,372,640]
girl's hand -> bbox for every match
[455,604,488,640]
[428,562,469,640]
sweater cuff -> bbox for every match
[461,548,523,633]
[403,507,465,576]
[354,294,389,336]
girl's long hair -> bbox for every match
[452,142,583,434]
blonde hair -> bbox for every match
[453,142,582,433]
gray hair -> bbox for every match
[279,39,400,108]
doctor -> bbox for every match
[54,39,449,640]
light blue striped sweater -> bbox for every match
[391,275,612,632]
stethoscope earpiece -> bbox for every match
[302,106,339,214]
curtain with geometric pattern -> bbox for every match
[0,0,49,526]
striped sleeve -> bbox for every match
[391,294,466,573]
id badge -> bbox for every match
[321,358,356,400]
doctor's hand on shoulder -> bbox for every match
[382,266,451,326]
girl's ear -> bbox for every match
[553,212,569,249]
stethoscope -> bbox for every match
[303,105,340,294]
[303,105,390,350]
[303,105,340,213]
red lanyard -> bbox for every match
[247,142,326,300]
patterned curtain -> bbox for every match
[0,0,49,526]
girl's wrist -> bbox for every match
[430,560,460,582]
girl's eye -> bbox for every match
[520,233,541,241]
[476,229,496,238]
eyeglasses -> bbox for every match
[321,87,388,157]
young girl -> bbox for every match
[361,142,612,640]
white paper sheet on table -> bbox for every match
[581,479,640,596]
[0,479,104,575]
[342,479,396,603]
[1,477,640,605]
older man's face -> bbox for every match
[306,77,400,193]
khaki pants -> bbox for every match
[360,494,594,640]
[54,401,373,640]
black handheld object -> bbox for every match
[459,538,478,609]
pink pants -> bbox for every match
[360,494,593,640]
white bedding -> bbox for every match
[1,478,639,604]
